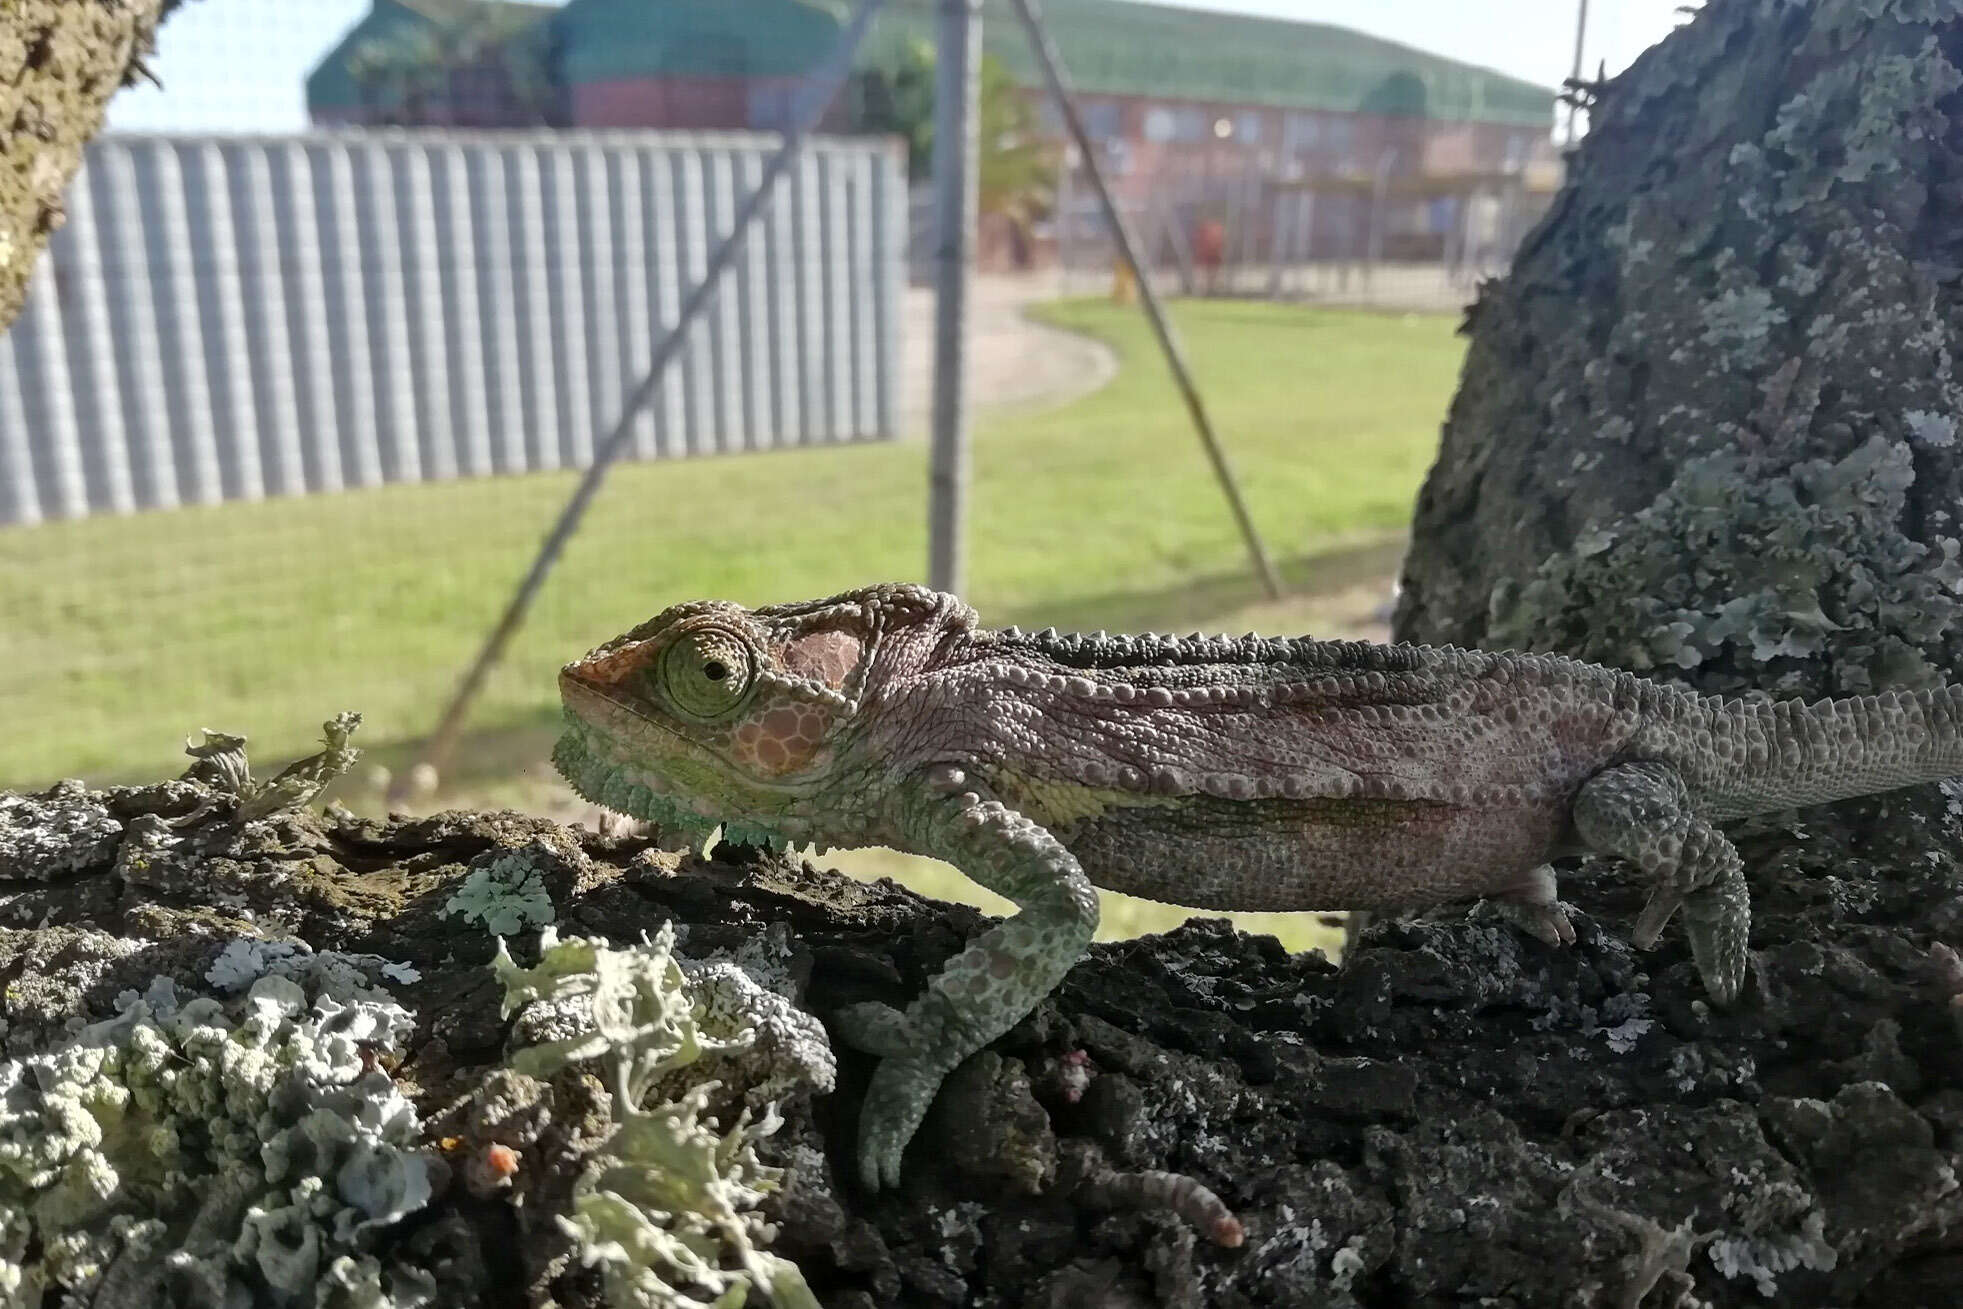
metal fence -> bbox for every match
[0,129,905,528]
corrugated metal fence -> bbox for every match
[0,129,905,528]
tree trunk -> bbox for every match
[1394,0,1963,703]
[0,0,178,334]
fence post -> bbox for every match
[927,0,981,598]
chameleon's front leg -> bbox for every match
[834,777,1099,1190]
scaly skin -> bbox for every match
[554,582,1963,1190]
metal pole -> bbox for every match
[1006,0,1283,599]
[1057,143,1075,295]
[390,0,886,806]
[1565,0,1590,145]
[926,0,980,596]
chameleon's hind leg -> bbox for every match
[1571,761,1751,1003]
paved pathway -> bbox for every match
[891,262,1477,440]
[896,272,1119,438]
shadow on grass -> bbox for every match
[994,534,1406,635]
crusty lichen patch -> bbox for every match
[0,946,444,1308]
[1395,0,1963,701]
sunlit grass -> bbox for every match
[2,298,1459,789]
[3,298,1461,958]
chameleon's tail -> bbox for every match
[1636,683,1963,820]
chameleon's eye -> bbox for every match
[657,626,755,720]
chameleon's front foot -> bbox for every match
[836,785,1100,1191]
[833,999,954,1190]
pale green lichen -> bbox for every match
[443,852,557,937]
[493,926,830,1309]
[0,947,440,1308]
[1488,434,1963,694]
[182,712,364,821]
[1707,1210,1839,1297]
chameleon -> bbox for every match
[551,582,1963,1190]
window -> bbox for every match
[1326,114,1354,157]
[1080,99,1121,141]
[1504,131,1536,168]
[1144,105,1208,144]
[1234,111,1262,143]
[1283,112,1320,152]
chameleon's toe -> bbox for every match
[1489,897,1574,948]
[1631,888,1682,948]
[855,1053,941,1191]
[833,1000,918,1058]
[1682,892,1749,1005]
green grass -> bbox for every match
[0,298,1462,793]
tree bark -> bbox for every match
[1395,0,1963,702]
[0,0,178,334]
[1,733,1958,1307]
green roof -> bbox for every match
[859,0,1555,128]
[555,0,843,83]
[309,0,1554,130]
[307,0,557,112]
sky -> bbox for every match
[106,0,1693,136]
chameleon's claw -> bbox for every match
[1489,896,1575,948]
[855,1053,941,1191]
[1631,890,1682,948]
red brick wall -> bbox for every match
[570,77,850,132]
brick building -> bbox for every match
[307,0,1562,266]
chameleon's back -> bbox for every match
[891,628,1653,912]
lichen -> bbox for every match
[1394,0,1963,701]
[1707,1210,1839,1297]
[0,783,122,882]
[0,947,442,1307]
[492,925,831,1309]
[1486,435,1963,695]
[443,851,557,937]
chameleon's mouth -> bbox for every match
[557,666,683,742]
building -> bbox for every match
[306,0,1563,269]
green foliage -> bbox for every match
[346,1,556,126]
[858,41,1058,231]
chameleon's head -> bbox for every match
[554,583,975,845]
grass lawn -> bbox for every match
[0,297,1464,951]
